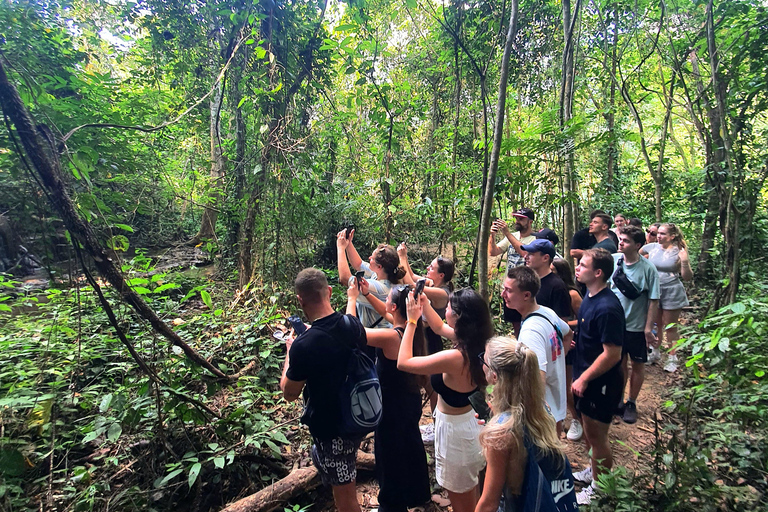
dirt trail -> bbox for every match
[310,359,677,512]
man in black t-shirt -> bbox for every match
[571,249,625,505]
[280,268,367,512]
[521,239,571,320]
[570,209,619,263]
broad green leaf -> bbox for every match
[188,462,202,488]
[201,290,213,309]
[213,457,225,469]
[107,423,122,442]
[100,393,113,413]
[113,224,134,233]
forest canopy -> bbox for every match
[0,0,767,510]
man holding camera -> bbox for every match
[610,226,660,424]
[280,268,368,512]
[488,207,537,335]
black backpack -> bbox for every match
[337,315,382,436]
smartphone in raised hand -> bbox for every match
[345,225,355,239]
[288,315,306,335]
[355,270,365,290]
[414,278,426,300]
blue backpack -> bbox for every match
[337,315,382,436]
[500,429,578,512]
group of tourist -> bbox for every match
[278,208,691,512]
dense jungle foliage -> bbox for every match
[0,0,766,510]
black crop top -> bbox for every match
[430,373,477,408]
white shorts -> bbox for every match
[434,408,486,493]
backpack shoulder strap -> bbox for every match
[525,312,564,343]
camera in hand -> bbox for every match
[288,315,306,335]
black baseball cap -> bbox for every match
[512,208,535,221]
[535,228,560,247]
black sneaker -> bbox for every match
[615,401,625,417]
[623,400,638,424]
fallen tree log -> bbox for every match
[220,451,375,512]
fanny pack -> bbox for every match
[612,256,642,300]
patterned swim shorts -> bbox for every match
[311,436,362,487]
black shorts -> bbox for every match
[311,436,362,486]
[622,331,648,363]
[574,372,623,424]
[503,303,522,323]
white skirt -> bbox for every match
[434,408,486,493]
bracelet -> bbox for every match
[363,292,370,297]
[407,319,418,326]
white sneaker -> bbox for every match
[664,354,679,373]
[576,484,596,505]
[420,424,435,444]
[573,466,593,484]
[648,346,661,364]
[566,419,583,441]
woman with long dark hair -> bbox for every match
[346,283,430,512]
[398,288,494,512]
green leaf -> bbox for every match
[155,468,184,488]
[201,290,213,309]
[0,448,28,477]
[755,370,765,378]
[271,431,289,444]
[405,0,417,8]
[255,46,267,59]
[0,304,11,312]
[213,457,225,469]
[334,23,357,32]
[153,283,181,293]
[113,224,134,233]
[188,462,202,488]
[100,393,113,413]
[107,423,122,442]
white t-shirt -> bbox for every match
[497,232,536,268]
[519,305,571,422]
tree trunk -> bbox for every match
[478,0,519,300]
[0,60,228,380]
[560,0,581,259]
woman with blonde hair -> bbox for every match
[641,223,692,372]
[475,337,577,512]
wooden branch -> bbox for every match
[0,59,227,380]
[220,452,375,512]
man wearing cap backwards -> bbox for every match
[522,239,572,321]
[489,208,537,335]
[535,228,564,259]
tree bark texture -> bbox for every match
[478,0,519,300]
[0,60,227,380]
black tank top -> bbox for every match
[376,327,420,395]
[430,373,477,408]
